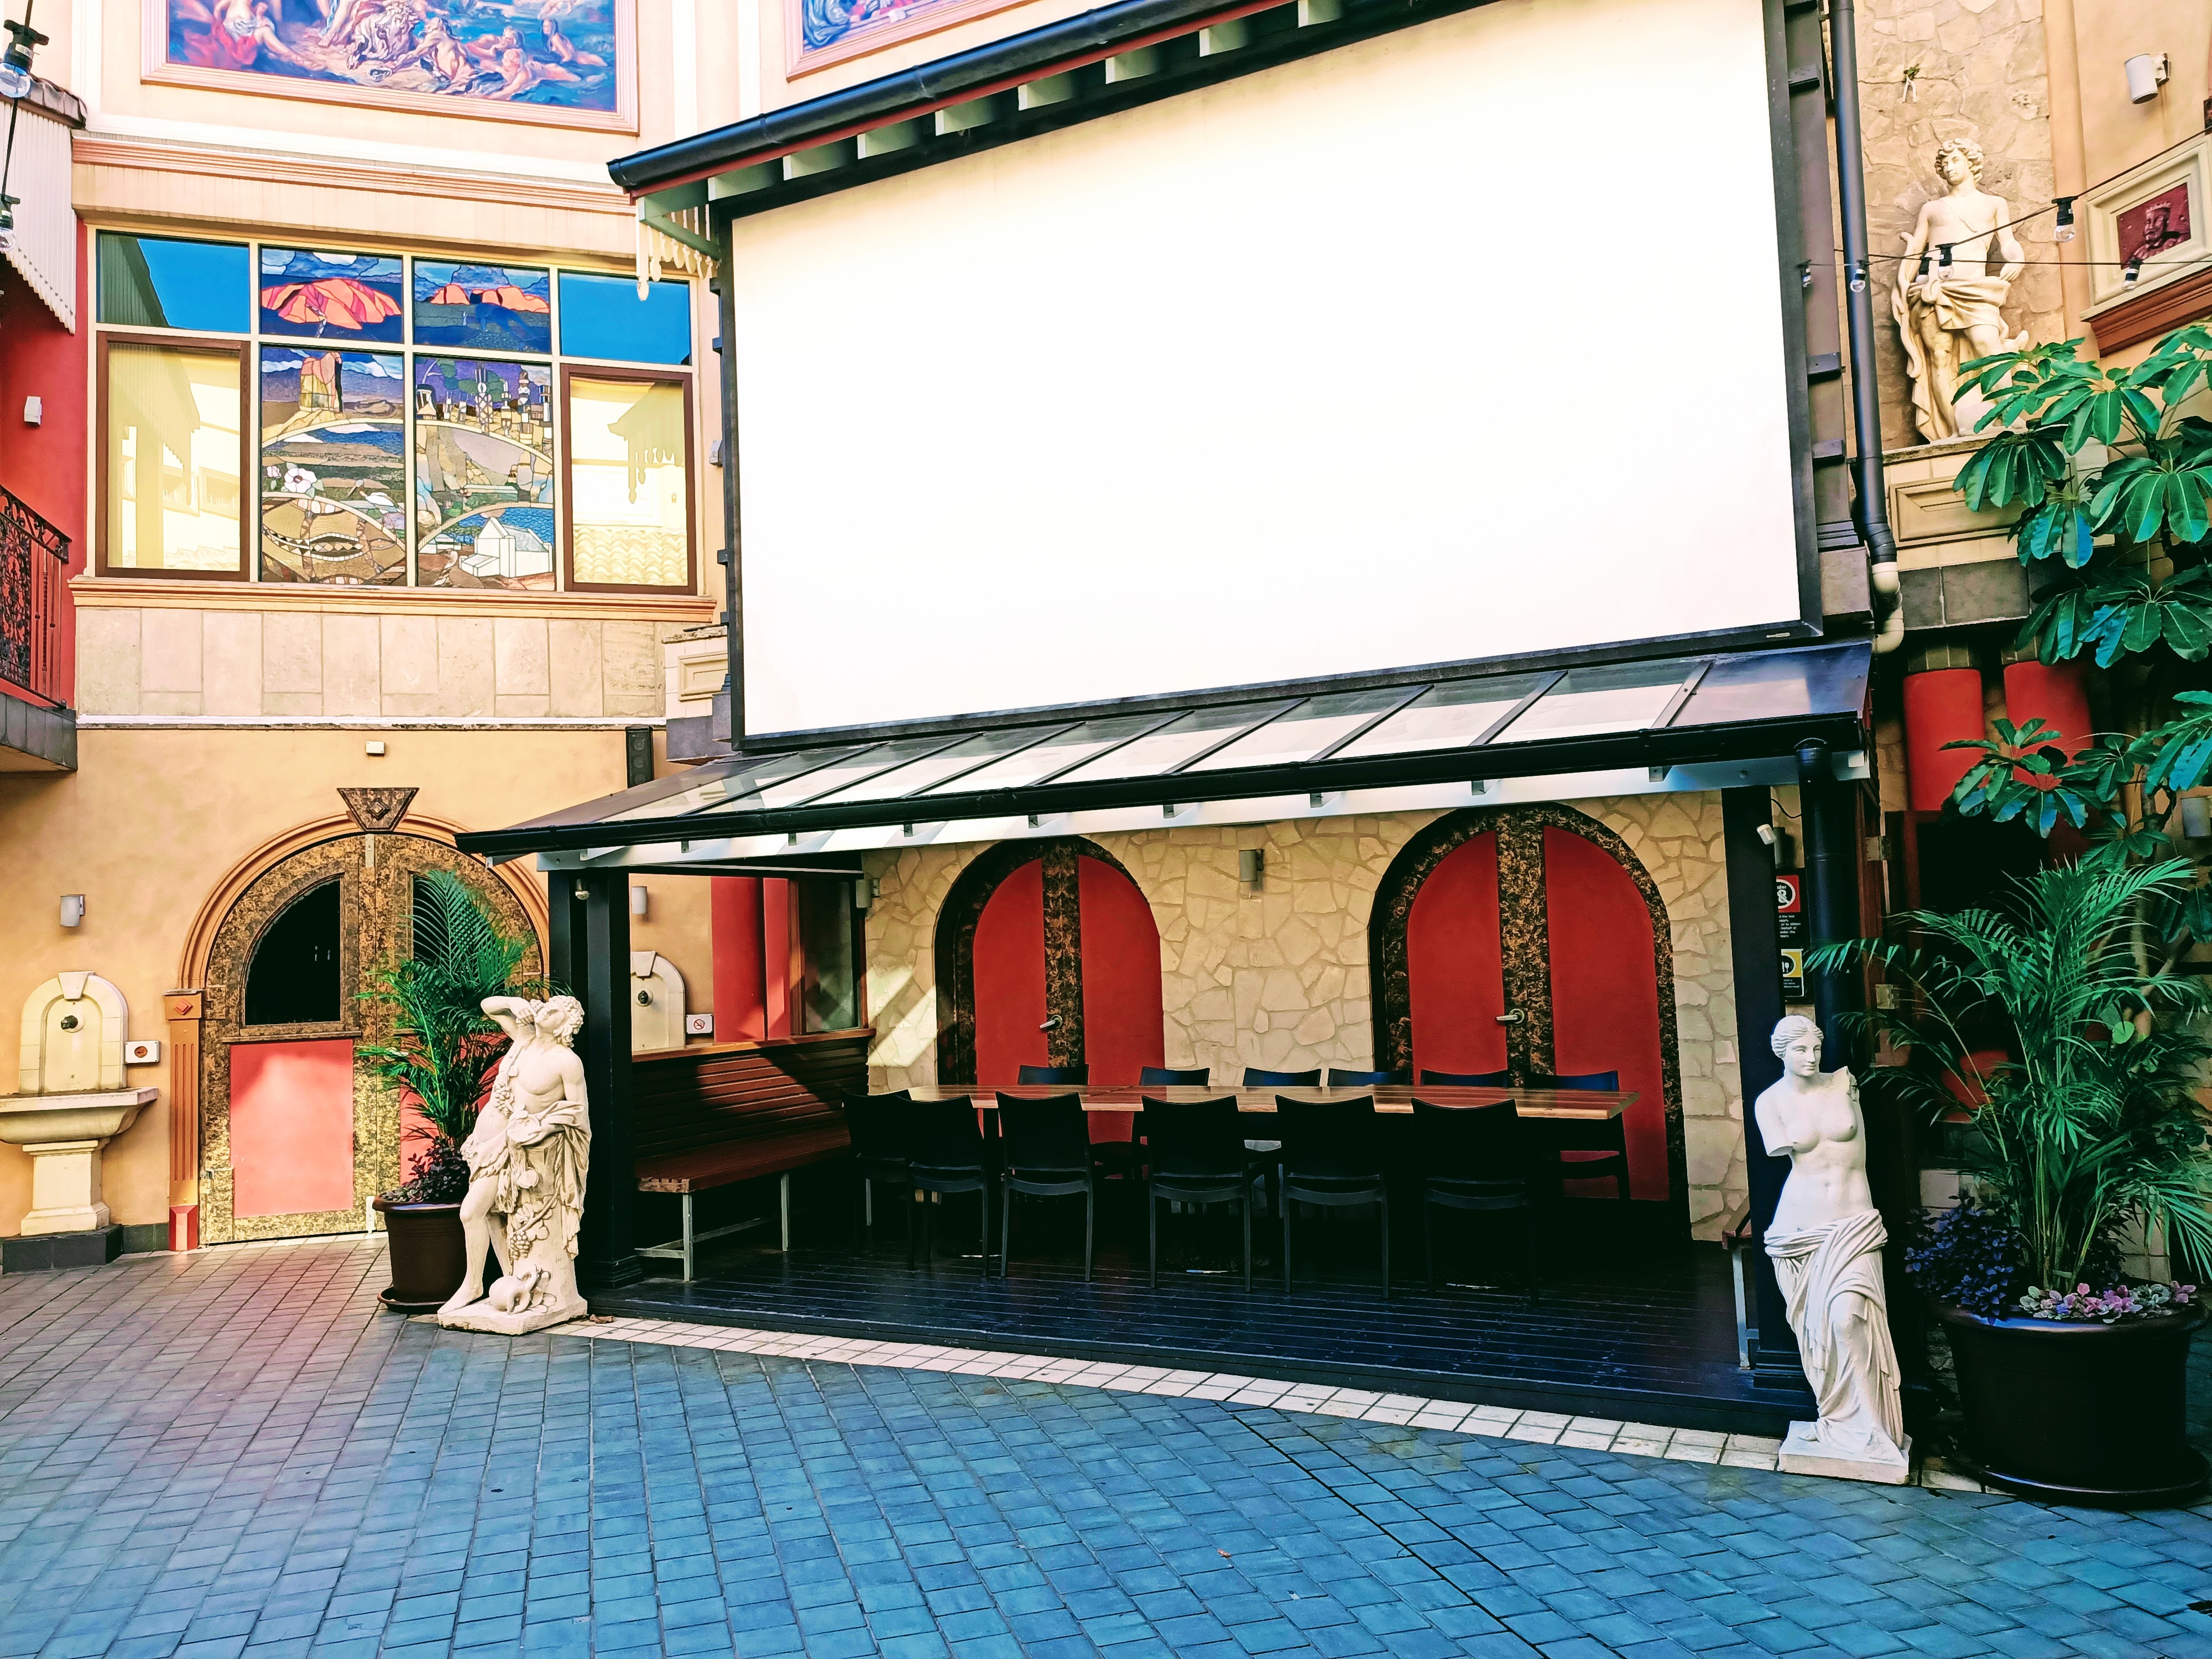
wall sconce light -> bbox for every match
[1238,848,1264,889]
[21,395,39,425]
[629,884,649,918]
[59,894,84,928]
[854,876,875,912]
[2126,52,2169,105]
[2182,795,2211,840]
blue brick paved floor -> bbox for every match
[1,1240,2210,1659]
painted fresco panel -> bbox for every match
[260,347,409,585]
[150,0,633,128]
[414,358,556,589]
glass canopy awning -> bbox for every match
[457,643,1870,870]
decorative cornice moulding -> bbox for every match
[70,577,714,624]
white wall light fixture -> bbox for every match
[629,884,649,918]
[2126,52,2170,105]
[59,894,84,928]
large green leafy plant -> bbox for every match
[1809,861,2212,1314]
[361,868,538,1203]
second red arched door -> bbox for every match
[1401,814,1673,1202]
[958,842,1165,1086]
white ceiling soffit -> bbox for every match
[4,105,77,331]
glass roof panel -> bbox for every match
[1182,688,1418,774]
[719,738,963,809]
[597,750,859,825]
[1673,644,1867,730]
[1490,659,1703,745]
[1332,675,1553,759]
[808,727,1076,804]
[1052,701,1298,785]
[922,713,1176,795]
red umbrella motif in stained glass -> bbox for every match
[259,276,404,331]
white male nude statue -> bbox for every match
[435,994,593,1335]
[1755,1016,1910,1482]
[1892,138,2028,443]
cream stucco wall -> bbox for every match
[0,724,713,1238]
[862,794,1749,1238]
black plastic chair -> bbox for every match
[843,1091,914,1241]
[906,1097,994,1271]
[1275,1095,1389,1297]
[998,1093,1097,1279]
[1018,1064,1090,1085]
[1140,1096,1253,1290]
[1527,1070,1628,1201]
[1412,1098,1537,1301]
[1140,1066,1210,1087]
[1244,1067,1322,1087]
[1327,1068,1410,1088]
[1420,1068,1511,1088]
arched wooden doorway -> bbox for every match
[935,839,1164,1086]
[1371,805,1685,1214]
[192,827,540,1244]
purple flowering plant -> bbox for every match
[2016,1280,2198,1322]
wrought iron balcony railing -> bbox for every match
[0,486,68,704]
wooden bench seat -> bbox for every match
[630,1030,869,1277]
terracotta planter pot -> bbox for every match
[1935,1299,2208,1506]
[373,1197,466,1312]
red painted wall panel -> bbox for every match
[2002,659,2094,758]
[0,223,87,706]
[1545,828,1668,1200]
[762,878,795,1038]
[1903,667,1987,811]
[973,860,1047,1085]
[1077,857,1165,1085]
[712,876,768,1041]
[229,1037,357,1218]
[1405,833,1506,1078]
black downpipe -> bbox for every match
[1826,0,1900,598]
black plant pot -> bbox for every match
[374,1197,466,1312]
[1936,1300,2208,1506]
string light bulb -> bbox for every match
[1916,254,1931,279]
[2124,256,2144,286]
[0,197,14,255]
[2053,196,2077,243]
[1938,242,1954,269]
[0,14,43,101]
[1848,259,1867,294]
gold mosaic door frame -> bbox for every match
[194,829,540,1244]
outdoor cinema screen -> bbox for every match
[729,0,1806,740]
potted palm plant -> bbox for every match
[361,868,538,1311]
[1812,858,2210,1506]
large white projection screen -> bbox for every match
[730,0,1803,739]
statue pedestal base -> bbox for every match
[436,1295,587,1335]
[1778,1421,1913,1485]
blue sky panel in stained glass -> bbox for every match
[97,234,251,332]
[413,263,553,353]
[414,358,556,590]
[559,274,692,365]
[259,249,405,344]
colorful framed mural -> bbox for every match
[145,0,637,132]
[259,347,409,585]
[414,358,557,590]
[791,0,1035,75]
[260,249,404,344]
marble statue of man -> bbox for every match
[436,994,593,1335]
[1755,1015,1910,1483]
[1892,138,2028,444]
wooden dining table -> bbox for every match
[901,1084,1637,1120]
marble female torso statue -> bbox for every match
[1755,1016,1909,1481]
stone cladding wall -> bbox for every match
[861,794,1748,1238]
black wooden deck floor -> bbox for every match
[596,1183,1811,1434]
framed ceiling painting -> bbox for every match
[145,0,637,131]
[791,0,1035,75]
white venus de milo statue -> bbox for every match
[435,994,593,1335]
[1756,1016,1911,1483]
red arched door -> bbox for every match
[1401,816,1670,1202]
[967,844,1164,1089]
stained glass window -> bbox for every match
[258,248,405,345]
[413,262,553,354]
[414,358,557,590]
[97,234,250,333]
[102,342,244,574]
[259,347,409,585]
[559,273,692,365]
[566,375,690,589]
